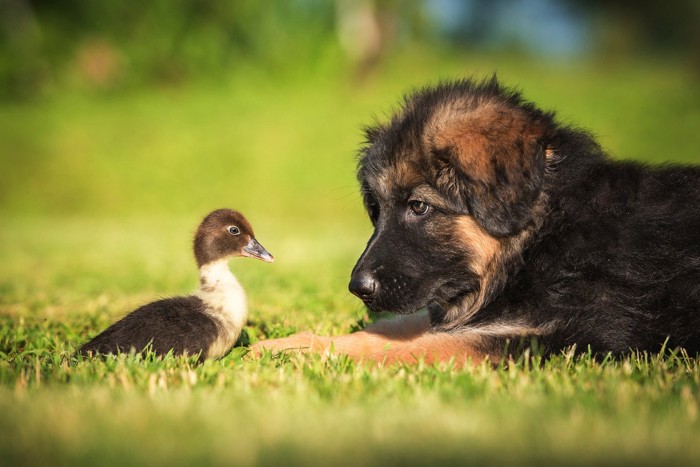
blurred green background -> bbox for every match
[1,0,699,226]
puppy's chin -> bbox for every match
[361,295,430,315]
[365,279,479,315]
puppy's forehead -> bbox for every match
[424,97,531,146]
[368,158,426,198]
[360,79,542,201]
[360,108,429,199]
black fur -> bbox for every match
[352,77,700,357]
[492,141,700,354]
[78,296,219,359]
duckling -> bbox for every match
[79,208,273,360]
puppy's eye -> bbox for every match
[227,226,240,235]
[408,200,429,215]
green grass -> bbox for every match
[1,53,700,466]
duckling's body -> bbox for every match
[79,296,221,358]
[79,209,273,360]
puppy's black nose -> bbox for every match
[349,274,377,300]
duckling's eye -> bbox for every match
[408,200,429,215]
[227,226,240,235]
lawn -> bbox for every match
[1,53,700,466]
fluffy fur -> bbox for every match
[196,259,248,358]
[254,76,700,364]
[78,296,220,358]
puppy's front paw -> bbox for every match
[250,332,327,356]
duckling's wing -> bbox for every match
[78,296,219,358]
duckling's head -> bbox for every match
[194,209,274,267]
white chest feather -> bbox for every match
[195,260,248,358]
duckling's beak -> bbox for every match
[242,238,274,263]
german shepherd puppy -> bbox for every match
[254,77,700,365]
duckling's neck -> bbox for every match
[196,259,248,356]
[199,259,240,291]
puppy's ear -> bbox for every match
[431,113,551,237]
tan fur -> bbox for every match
[425,101,499,180]
[423,99,546,190]
[432,215,503,325]
[440,195,549,327]
[466,320,555,337]
[371,159,424,201]
[392,159,424,189]
[454,216,500,277]
[251,315,554,366]
[251,312,487,366]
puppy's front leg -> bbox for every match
[251,312,486,365]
